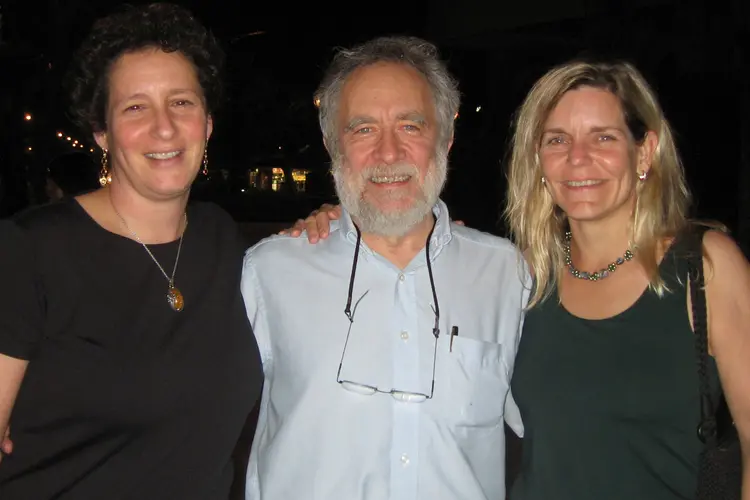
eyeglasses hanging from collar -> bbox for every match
[337,216,440,403]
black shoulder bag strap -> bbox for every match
[685,226,716,446]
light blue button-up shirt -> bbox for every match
[242,200,531,500]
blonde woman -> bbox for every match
[287,59,750,499]
[503,60,749,499]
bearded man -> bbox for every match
[241,36,530,500]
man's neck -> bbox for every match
[359,213,436,270]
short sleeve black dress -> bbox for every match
[0,198,263,499]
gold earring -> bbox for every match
[541,176,547,185]
[202,147,208,176]
[99,149,112,187]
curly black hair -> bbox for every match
[65,3,224,135]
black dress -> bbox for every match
[0,199,263,499]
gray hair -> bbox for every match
[314,36,460,161]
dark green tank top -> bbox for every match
[510,235,719,500]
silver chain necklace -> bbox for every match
[111,199,188,312]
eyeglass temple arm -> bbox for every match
[345,226,363,322]
[425,221,440,339]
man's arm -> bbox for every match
[241,247,273,374]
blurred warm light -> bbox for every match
[24,113,32,121]
[27,147,32,151]
[66,136,71,141]
[57,132,63,138]
[476,106,482,112]
[292,170,309,182]
[314,98,321,108]
[90,148,94,152]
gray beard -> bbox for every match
[332,155,447,238]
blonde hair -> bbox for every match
[504,60,691,307]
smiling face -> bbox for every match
[539,86,654,226]
[95,47,213,202]
[332,62,448,237]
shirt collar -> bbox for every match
[339,199,453,259]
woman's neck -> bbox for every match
[106,185,188,244]
[567,217,634,272]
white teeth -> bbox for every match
[370,175,410,184]
[566,179,601,187]
[145,151,180,160]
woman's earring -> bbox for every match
[638,170,648,182]
[99,149,111,187]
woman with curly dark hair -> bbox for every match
[0,3,262,498]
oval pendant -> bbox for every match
[167,286,184,312]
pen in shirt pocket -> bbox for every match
[450,326,458,352]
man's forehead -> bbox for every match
[344,63,431,98]
[339,64,435,120]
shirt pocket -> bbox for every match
[432,333,508,428]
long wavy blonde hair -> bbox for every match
[505,60,691,308]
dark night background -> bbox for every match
[1,0,749,495]
[2,0,749,243]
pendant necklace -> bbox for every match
[111,199,187,312]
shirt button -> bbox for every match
[398,273,405,282]
[400,331,409,341]
[400,453,410,466]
